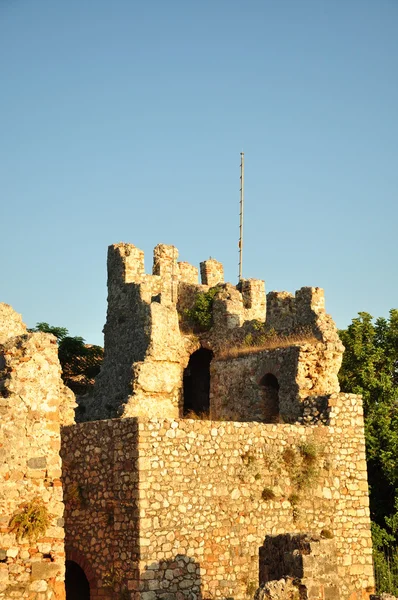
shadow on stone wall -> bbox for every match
[62,418,141,600]
[141,555,202,599]
[141,555,237,600]
[258,533,340,600]
[259,534,306,583]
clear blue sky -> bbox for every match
[1,0,397,345]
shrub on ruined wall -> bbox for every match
[180,287,220,332]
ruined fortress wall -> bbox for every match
[92,244,154,416]
[210,343,342,423]
[266,287,327,334]
[89,243,268,422]
[91,244,197,421]
[0,306,74,600]
[265,287,342,343]
[211,347,302,422]
[62,393,373,600]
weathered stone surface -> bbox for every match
[0,316,74,599]
[27,457,47,469]
[0,304,26,345]
[200,258,224,287]
[31,561,62,580]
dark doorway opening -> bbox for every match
[259,373,280,423]
[183,348,213,417]
[65,560,90,600]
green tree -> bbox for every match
[31,322,68,341]
[31,322,103,395]
[339,310,398,592]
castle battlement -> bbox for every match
[83,242,344,425]
[107,243,333,337]
[109,242,224,288]
[0,238,374,600]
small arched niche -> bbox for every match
[259,373,280,423]
[183,348,213,417]
[65,560,90,600]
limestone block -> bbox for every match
[135,361,181,394]
[31,562,62,580]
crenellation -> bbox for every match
[178,261,199,284]
[212,283,245,329]
[200,258,224,286]
[295,286,329,341]
[152,243,179,280]
[237,278,266,321]
[266,291,296,332]
[87,242,346,427]
[108,243,145,287]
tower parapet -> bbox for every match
[86,241,342,426]
[200,258,224,286]
[89,242,267,420]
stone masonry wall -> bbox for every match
[210,342,342,423]
[62,392,374,600]
[61,419,140,600]
[0,304,75,599]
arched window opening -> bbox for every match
[183,348,213,417]
[66,560,90,600]
[259,373,280,423]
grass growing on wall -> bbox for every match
[219,326,319,359]
[9,497,49,541]
[236,438,324,519]
[282,439,323,521]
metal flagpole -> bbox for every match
[239,152,244,281]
